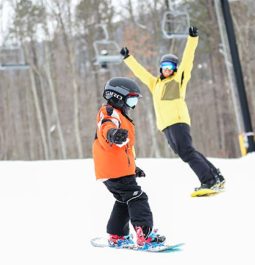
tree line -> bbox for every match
[0,0,254,160]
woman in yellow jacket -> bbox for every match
[120,27,225,196]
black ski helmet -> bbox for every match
[160,54,179,73]
[103,77,141,111]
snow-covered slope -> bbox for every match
[0,154,254,265]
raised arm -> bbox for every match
[120,47,157,93]
[177,27,199,86]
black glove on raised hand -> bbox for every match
[107,128,128,145]
[135,166,146,177]
[120,47,129,59]
[189,26,198,37]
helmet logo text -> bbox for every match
[105,91,123,100]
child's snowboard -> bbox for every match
[90,237,184,253]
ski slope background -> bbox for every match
[0,154,255,265]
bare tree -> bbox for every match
[51,0,83,158]
[10,0,50,159]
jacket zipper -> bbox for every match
[125,146,130,166]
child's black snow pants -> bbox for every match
[104,175,153,236]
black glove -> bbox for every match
[107,128,128,145]
[120,47,129,59]
[189,26,198,37]
[135,166,146,178]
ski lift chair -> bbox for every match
[0,46,29,71]
[161,10,190,39]
[93,40,122,68]
[0,63,29,70]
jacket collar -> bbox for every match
[160,72,176,80]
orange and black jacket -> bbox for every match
[92,104,136,180]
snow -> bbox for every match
[0,154,255,265]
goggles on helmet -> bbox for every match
[126,96,139,108]
[160,61,177,71]
[125,92,141,108]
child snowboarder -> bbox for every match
[120,26,225,197]
[92,77,165,247]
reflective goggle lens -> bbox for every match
[161,62,177,71]
[126,97,139,107]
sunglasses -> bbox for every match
[160,62,177,71]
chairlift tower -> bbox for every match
[214,0,255,155]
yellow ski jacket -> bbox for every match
[124,36,199,131]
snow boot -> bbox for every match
[213,168,225,189]
[135,226,166,247]
[108,234,134,248]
